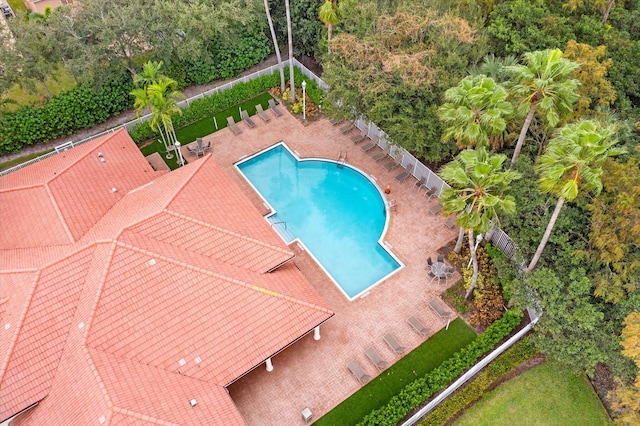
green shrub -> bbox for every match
[358,310,523,426]
[421,338,537,425]
[0,70,133,155]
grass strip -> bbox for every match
[315,319,476,426]
[420,338,538,425]
[453,360,612,426]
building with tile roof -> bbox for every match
[0,129,333,425]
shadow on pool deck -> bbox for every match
[197,110,460,425]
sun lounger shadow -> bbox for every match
[240,110,256,128]
[256,104,271,122]
[268,99,283,116]
[227,116,242,135]
[347,360,371,385]
[365,346,388,370]
[407,316,430,336]
[383,332,406,354]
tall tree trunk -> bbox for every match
[465,228,479,300]
[264,0,285,92]
[526,197,565,272]
[511,103,537,166]
[40,80,52,99]
[453,226,465,253]
[285,0,295,103]
[602,0,614,24]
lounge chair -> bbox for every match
[268,99,283,116]
[407,316,430,336]
[429,203,443,215]
[240,110,256,128]
[329,118,344,125]
[394,165,411,183]
[387,199,397,212]
[371,147,389,162]
[383,158,399,172]
[445,216,457,229]
[429,299,451,319]
[383,332,406,354]
[339,122,355,134]
[414,177,427,190]
[350,130,366,144]
[361,138,377,153]
[347,360,371,385]
[227,116,242,135]
[256,104,271,122]
[365,346,388,370]
[424,186,438,199]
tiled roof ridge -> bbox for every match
[159,154,213,210]
[162,209,294,258]
[81,242,118,347]
[113,240,333,315]
[44,183,76,243]
[112,406,180,426]
[46,129,127,186]
[0,271,41,385]
[82,346,114,414]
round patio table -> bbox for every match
[431,262,447,279]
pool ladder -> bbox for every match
[337,151,347,168]
[267,217,296,244]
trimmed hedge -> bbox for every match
[129,66,324,144]
[0,71,133,154]
[421,338,538,425]
[358,310,523,426]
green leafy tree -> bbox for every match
[285,0,296,102]
[439,147,521,299]
[438,75,513,150]
[609,311,640,425]
[583,158,640,303]
[263,0,285,92]
[527,120,625,272]
[319,0,340,53]
[505,48,581,166]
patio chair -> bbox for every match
[428,299,451,319]
[350,130,367,144]
[187,146,197,155]
[227,116,242,135]
[383,332,406,354]
[429,203,443,215]
[339,121,355,134]
[424,186,438,199]
[387,199,397,212]
[383,158,399,172]
[414,177,427,190]
[437,254,445,263]
[268,99,283,116]
[240,110,256,128]
[365,346,388,370]
[347,360,371,385]
[256,104,271,122]
[407,316,430,336]
[329,117,344,125]
[427,257,433,266]
[445,216,457,229]
[394,165,411,183]
[371,147,389,162]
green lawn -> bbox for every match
[315,319,477,426]
[454,361,612,426]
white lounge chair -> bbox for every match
[347,360,371,385]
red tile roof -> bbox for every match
[0,130,333,425]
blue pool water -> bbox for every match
[237,143,401,299]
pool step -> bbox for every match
[266,215,296,244]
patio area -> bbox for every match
[190,110,461,425]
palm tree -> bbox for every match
[526,120,625,272]
[439,148,521,299]
[438,75,513,150]
[505,49,580,166]
[319,0,339,54]
[263,0,285,92]
[133,60,163,90]
[285,0,295,102]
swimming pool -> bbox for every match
[236,143,402,299]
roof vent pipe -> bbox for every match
[190,399,197,407]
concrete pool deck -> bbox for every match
[196,110,461,425]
